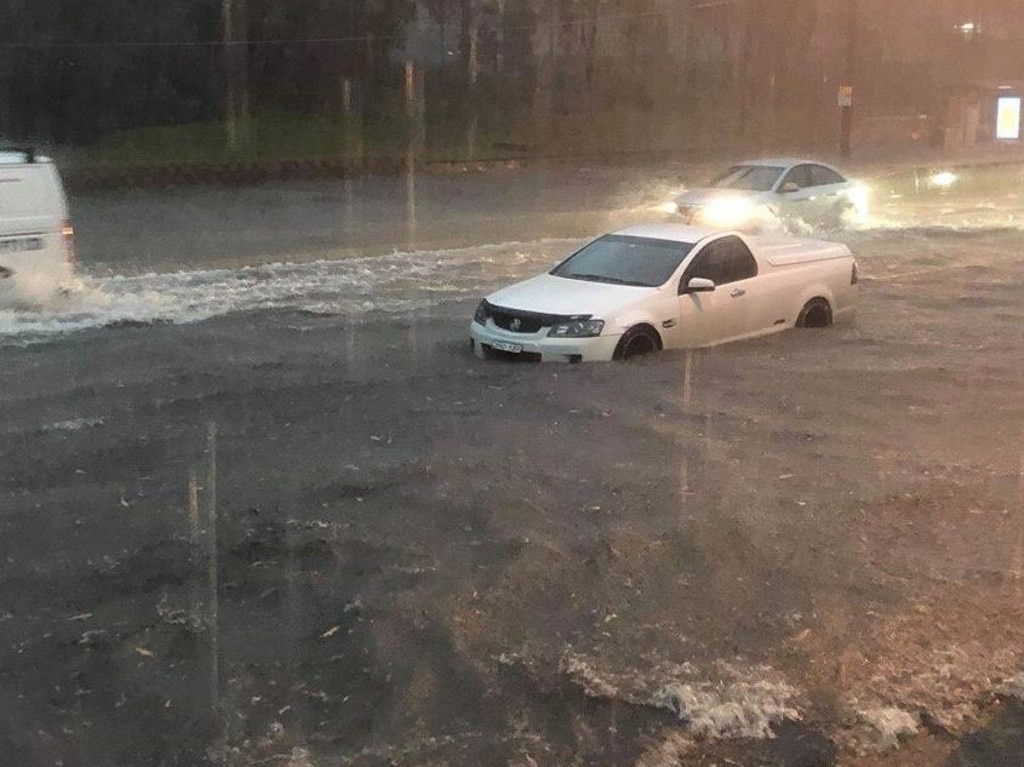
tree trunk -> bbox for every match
[222,0,249,151]
[532,1,559,147]
[460,0,481,158]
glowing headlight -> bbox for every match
[548,319,604,338]
[929,171,958,189]
[849,183,870,216]
[701,197,756,227]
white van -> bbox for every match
[0,148,76,307]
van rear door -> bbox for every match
[0,156,73,299]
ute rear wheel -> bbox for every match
[796,297,833,328]
[613,326,660,361]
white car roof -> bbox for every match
[612,223,723,244]
[734,157,844,173]
[736,157,802,167]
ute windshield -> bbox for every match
[550,234,693,288]
[709,164,785,192]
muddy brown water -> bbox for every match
[2,171,1024,765]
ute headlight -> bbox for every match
[548,319,604,338]
[473,299,490,325]
[701,197,756,227]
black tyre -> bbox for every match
[796,297,833,328]
[613,325,661,360]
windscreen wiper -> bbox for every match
[568,273,650,287]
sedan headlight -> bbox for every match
[849,183,870,216]
[548,319,604,338]
[928,171,958,189]
[473,299,490,325]
[701,197,756,227]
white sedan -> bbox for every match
[470,224,859,363]
[666,158,868,230]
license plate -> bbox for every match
[491,340,523,353]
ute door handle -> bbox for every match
[729,287,746,298]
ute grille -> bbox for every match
[487,302,587,334]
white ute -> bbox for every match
[0,148,76,307]
[470,223,859,362]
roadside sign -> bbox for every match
[839,85,853,157]
[996,95,1021,140]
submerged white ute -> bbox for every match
[470,223,859,362]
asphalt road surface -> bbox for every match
[1,162,1023,767]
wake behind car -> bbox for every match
[665,158,869,230]
[0,147,76,307]
[470,224,858,363]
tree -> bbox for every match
[222,0,249,150]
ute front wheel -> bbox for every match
[613,326,661,361]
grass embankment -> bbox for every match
[68,113,530,171]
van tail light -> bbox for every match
[61,219,75,266]
[851,260,860,285]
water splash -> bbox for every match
[0,239,578,344]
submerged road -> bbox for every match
[0,163,1023,766]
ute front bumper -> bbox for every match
[469,320,621,363]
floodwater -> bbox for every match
[0,161,1023,767]
[6,160,1024,344]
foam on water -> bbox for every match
[0,239,576,345]
[651,668,801,740]
[560,652,801,741]
[856,707,919,750]
[1000,673,1024,701]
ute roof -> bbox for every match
[611,222,722,244]
[612,224,851,265]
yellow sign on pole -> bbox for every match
[838,85,854,108]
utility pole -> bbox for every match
[839,0,857,158]
[221,0,236,150]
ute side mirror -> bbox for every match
[681,277,716,294]
[780,181,800,194]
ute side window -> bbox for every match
[681,236,757,290]
[716,235,758,282]
[681,242,726,288]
